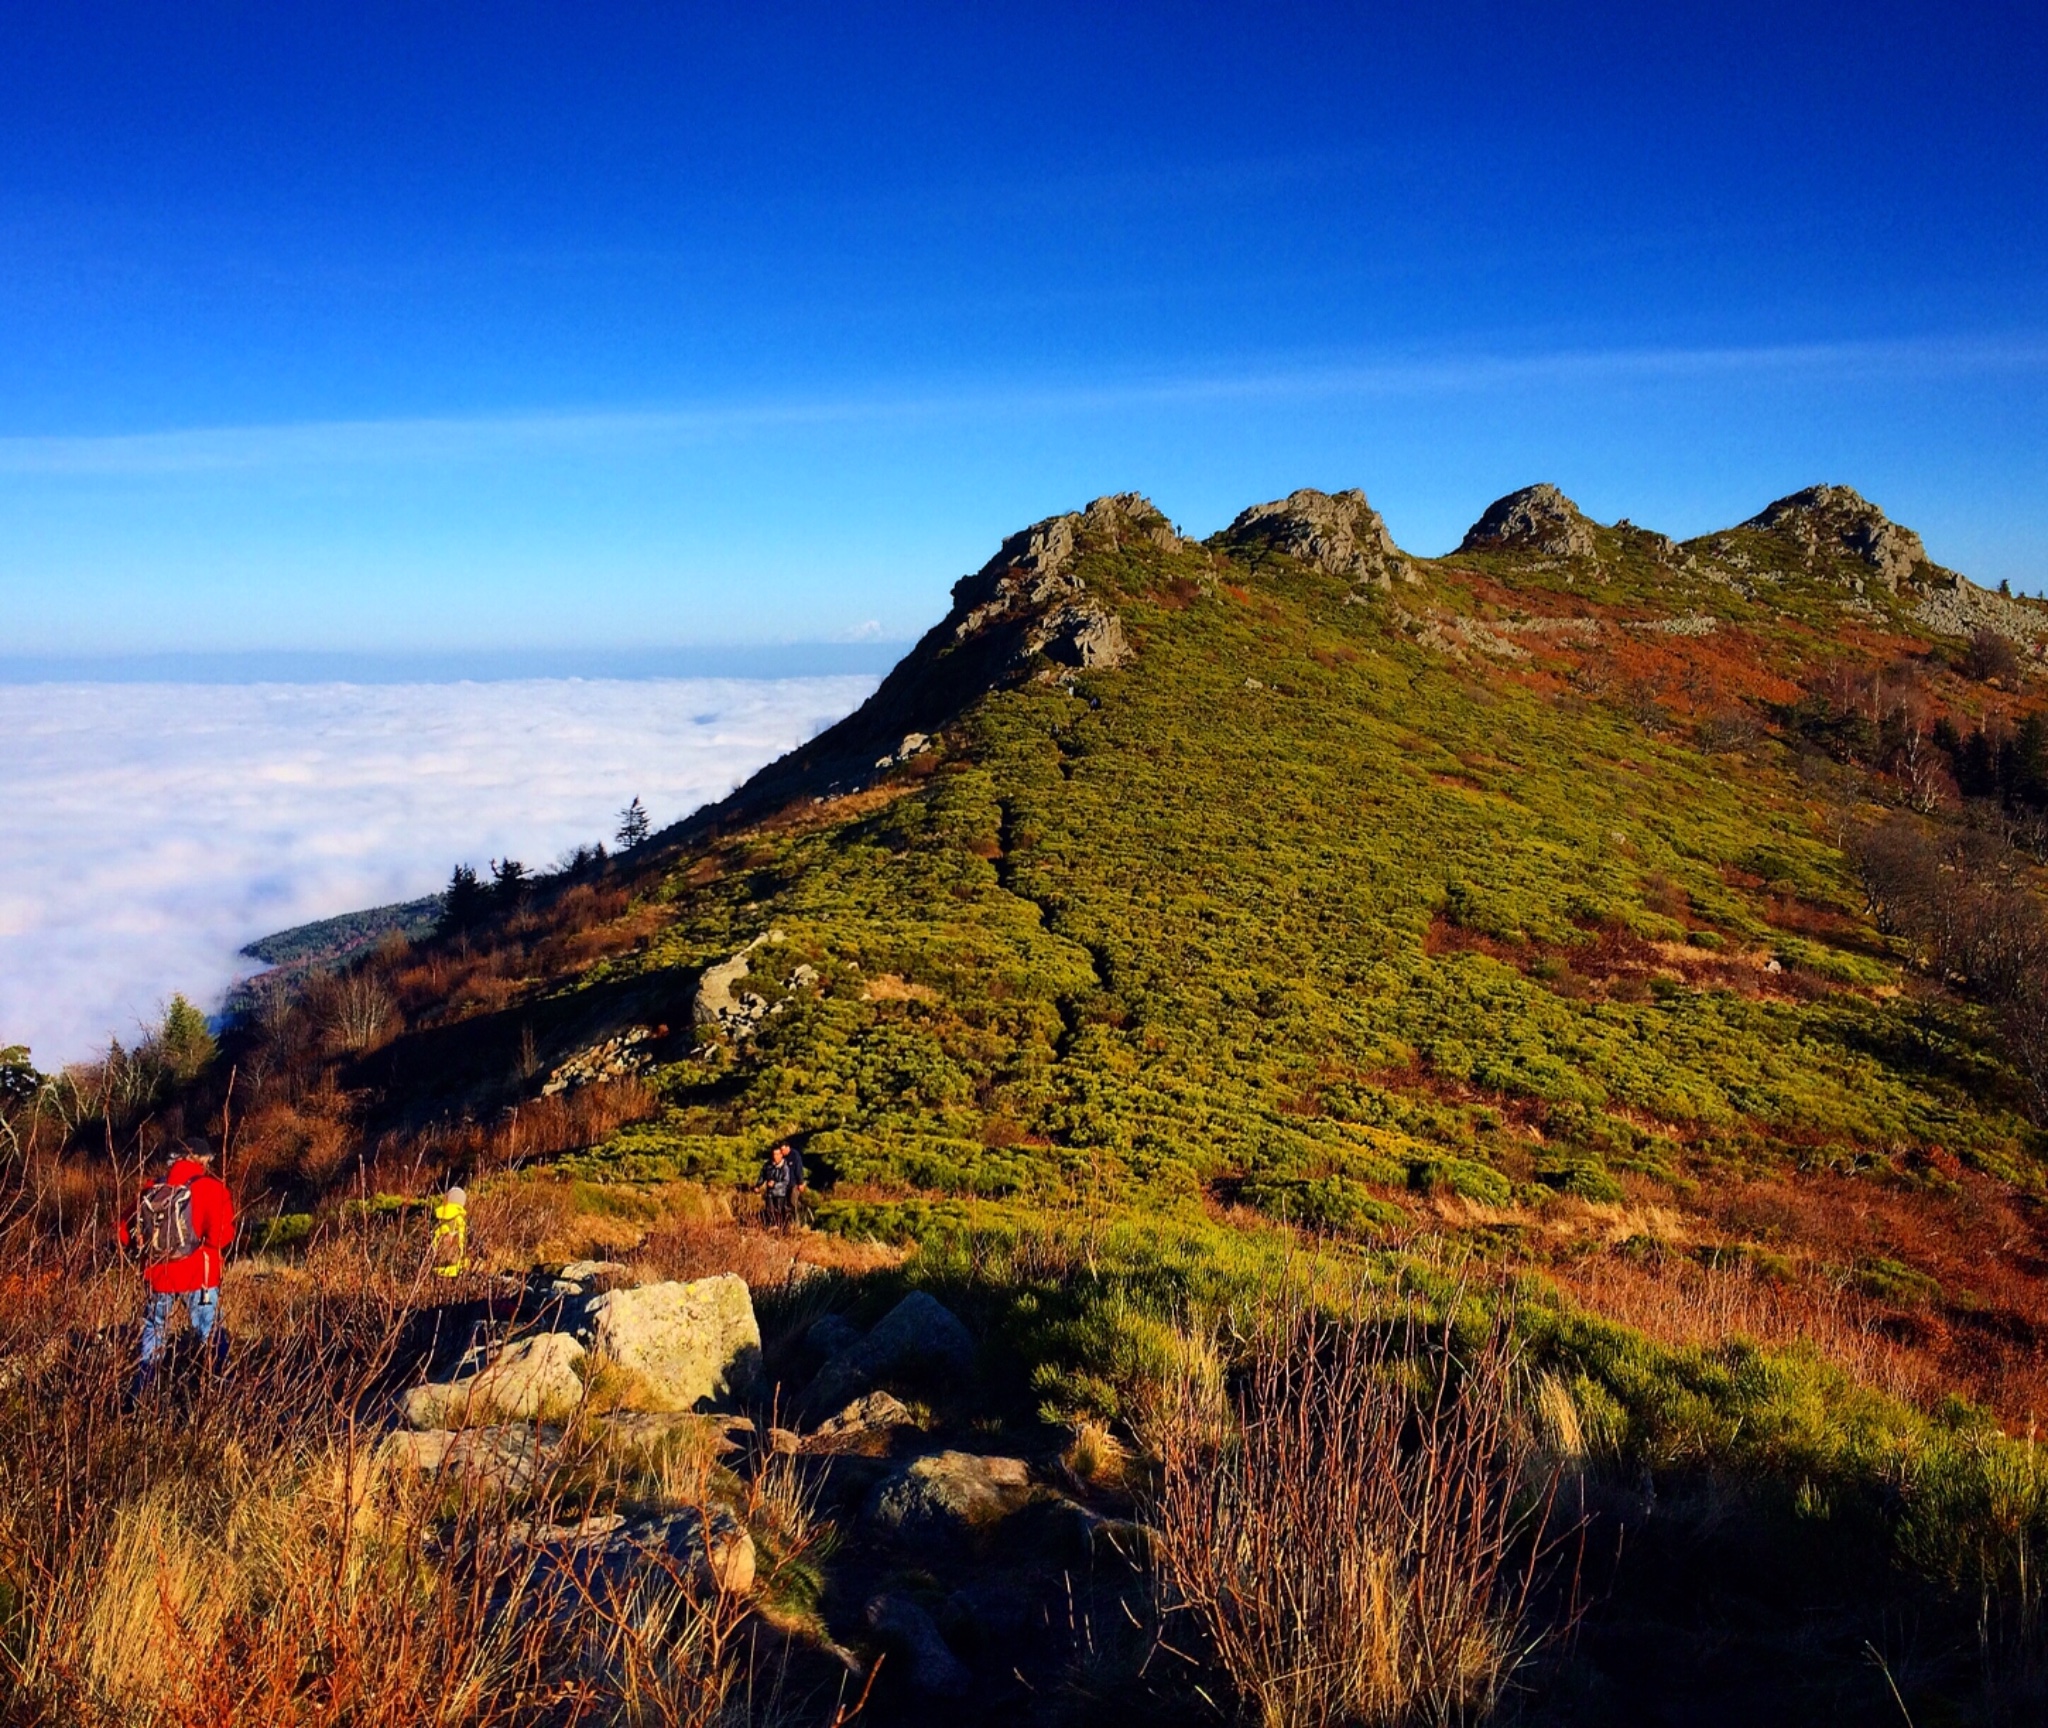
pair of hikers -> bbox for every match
[758,1140,807,1229]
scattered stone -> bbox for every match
[875,732,933,769]
[541,1027,654,1097]
[400,1331,586,1430]
[585,1273,762,1411]
[865,1593,971,1698]
[1459,484,1598,560]
[865,1451,1036,1541]
[1912,574,2048,650]
[801,1291,976,1418]
[807,1389,917,1449]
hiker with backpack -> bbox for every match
[757,1140,806,1229]
[118,1137,235,1394]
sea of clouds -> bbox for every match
[0,675,874,1066]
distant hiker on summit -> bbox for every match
[758,1140,806,1230]
[119,1137,235,1395]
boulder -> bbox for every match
[585,1273,762,1411]
[596,1409,755,1456]
[865,1451,1036,1541]
[1458,484,1597,560]
[866,1593,971,1698]
[801,1290,975,1418]
[378,1423,557,1492]
[400,1331,586,1430]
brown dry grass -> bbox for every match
[1148,1295,1558,1727]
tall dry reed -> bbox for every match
[1148,1299,1557,1728]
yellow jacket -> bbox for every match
[430,1200,468,1276]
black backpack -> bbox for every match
[135,1179,199,1264]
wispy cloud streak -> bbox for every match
[4,335,2043,475]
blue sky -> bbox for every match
[3,0,2044,655]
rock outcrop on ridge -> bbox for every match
[1738,484,1934,591]
[1217,487,1416,588]
[1458,484,1599,560]
[676,494,1174,829]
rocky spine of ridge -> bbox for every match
[1738,484,1935,592]
[676,494,1175,831]
[1458,484,1598,560]
[1216,487,1418,589]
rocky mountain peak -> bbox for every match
[1740,484,1929,591]
[1217,488,1415,588]
[1458,484,1597,560]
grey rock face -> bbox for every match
[690,930,784,1038]
[1220,487,1414,588]
[942,493,1172,678]
[399,1331,586,1430]
[1459,484,1598,559]
[541,1027,655,1097]
[866,1593,972,1697]
[585,1273,762,1411]
[800,1290,976,1418]
[1741,484,1929,590]
[866,1450,1036,1540]
[806,1313,863,1359]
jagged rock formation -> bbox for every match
[1217,487,1417,588]
[677,495,1169,829]
[1459,484,1599,560]
[1740,484,1931,591]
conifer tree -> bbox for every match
[616,796,651,850]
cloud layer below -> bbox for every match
[0,675,874,1065]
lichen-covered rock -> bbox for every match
[866,1450,1036,1541]
[800,1290,975,1418]
[1741,484,1928,590]
[585,1273,762,1411]
[1459,484,1598,559]
[1220,487,1415,588]
[399,1331,586,1430]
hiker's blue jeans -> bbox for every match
[137,1287,225,1385]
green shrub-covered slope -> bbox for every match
[560,485,2042,1219]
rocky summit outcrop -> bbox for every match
[1740,484,1931,591]
[1218,487,1416,589]
[944,492,1164,675]
[1459,484,1598,560]
[678,495,1169,827]
[585,1273,762,1410]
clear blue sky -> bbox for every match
[2,1,2044,655]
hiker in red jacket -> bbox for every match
[118,1138,235,1394]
